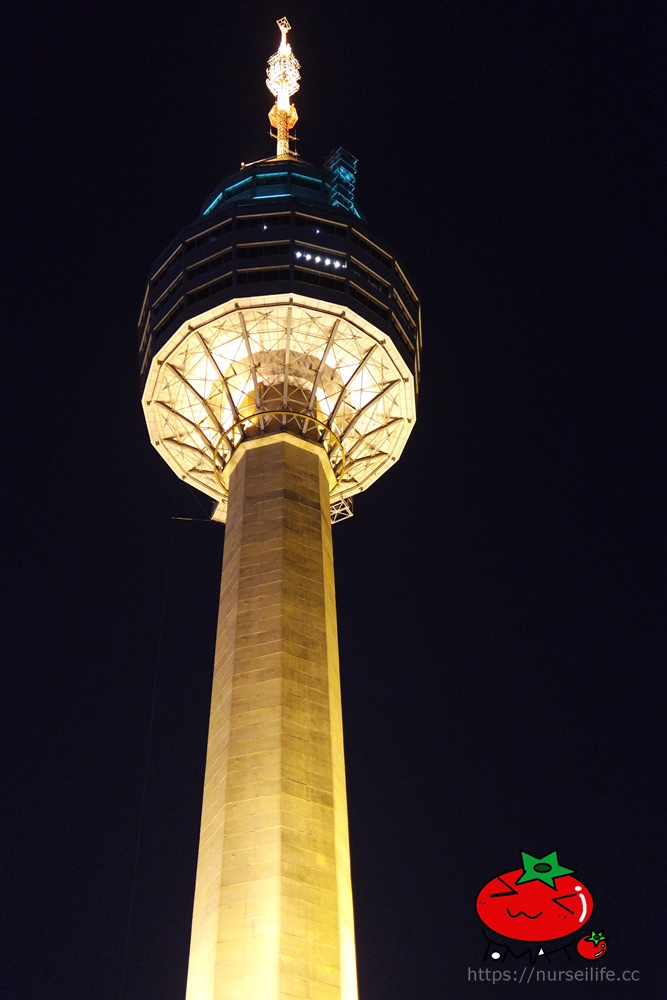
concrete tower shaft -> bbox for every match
[186,435,356,1000]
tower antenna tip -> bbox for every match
[266,17,300,158]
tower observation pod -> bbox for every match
[138,19,422,1000]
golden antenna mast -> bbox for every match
[266,17,300,158]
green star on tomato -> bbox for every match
[516,851,576,888]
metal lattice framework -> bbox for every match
[142,293,416,521]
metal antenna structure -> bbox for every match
[138,18,422,1000]
[266,18,300,157]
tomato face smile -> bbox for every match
[476,852,594,943]
[506,906,543,919]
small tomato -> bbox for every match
[577,931,607,960]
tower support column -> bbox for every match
[186,433,357,1000]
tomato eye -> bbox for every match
[552,892,579,914]
[489,877,519,897]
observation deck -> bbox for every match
[139,156,421,388]
[139,25,421,522]
[139,155,421,522]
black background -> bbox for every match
[3,2,664,998]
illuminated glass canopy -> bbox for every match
[142,293,415,521]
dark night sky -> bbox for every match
[3,2,664,998]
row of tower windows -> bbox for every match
[394,261,419,305]
[151,238,399,319]
[150,211,394,290]
[294,213,347,238]
[391,312,416,355]
[350,228,392,266]
[237,266,291,284]
[149,261,405,345]
[237,241,291,259]
[168,250,401,305]
[188,272,233,304]
[349,282,388,318]
[235,212,290,230]
[294,266,345,292]
[187,218,232,250]
[150,250,402,331]
[349,256,389,296]
[393,288,415,330]
[186,247,234,280]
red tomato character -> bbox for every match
[577,931,607,960]
[476,851,594,943]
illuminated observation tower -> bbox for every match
[139,19,422,1000]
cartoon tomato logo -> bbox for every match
[577,931,607,960]
[476,851,593,943]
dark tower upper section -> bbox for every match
[138,153,422,396]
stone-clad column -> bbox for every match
[186,433,357,1000]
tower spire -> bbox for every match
[266,17,300,158]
